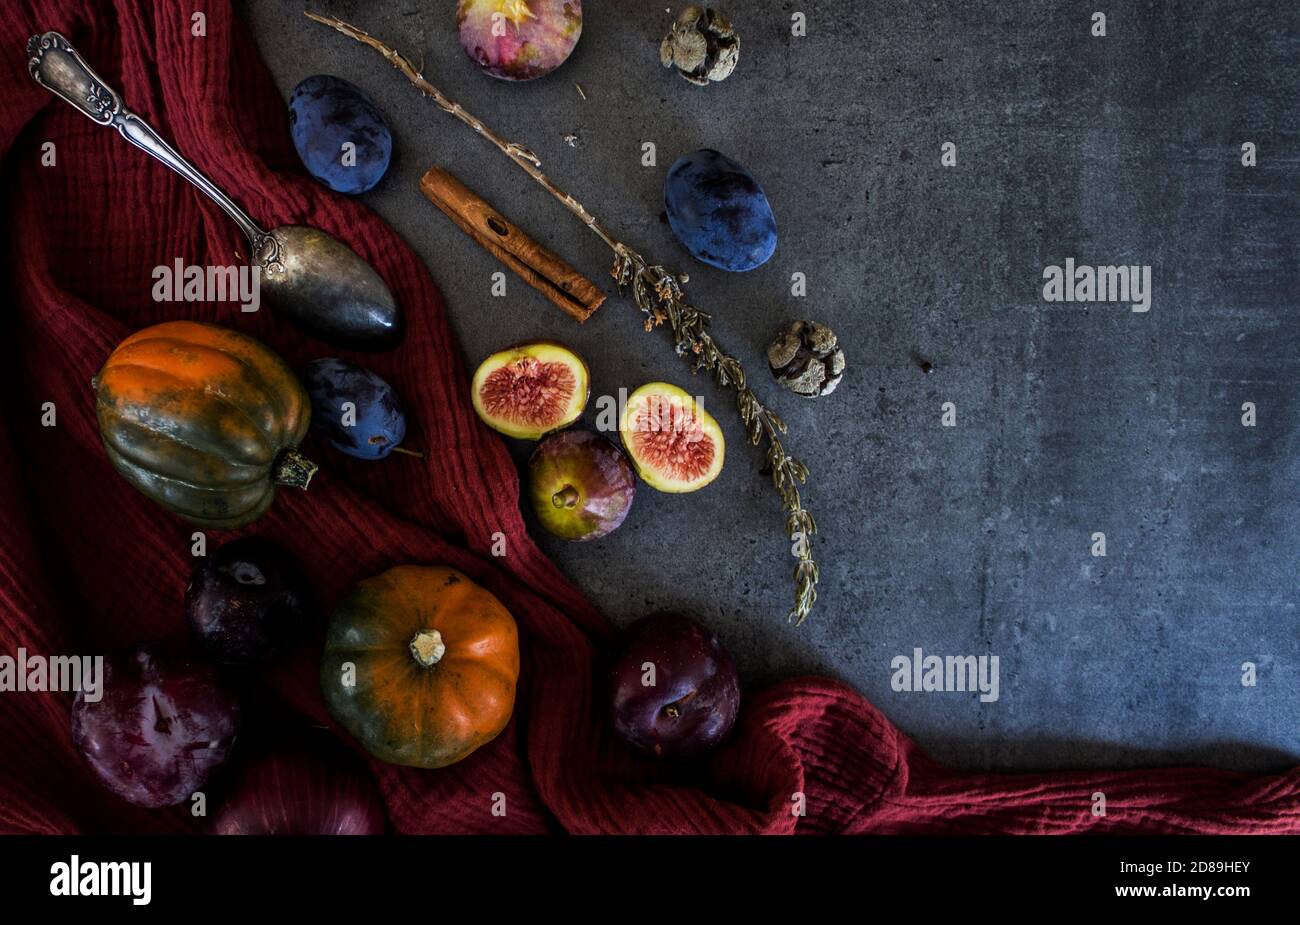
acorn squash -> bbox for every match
[94,321,315,529]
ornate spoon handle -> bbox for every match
[27,31,266,248]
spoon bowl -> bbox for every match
[257,225,402,351]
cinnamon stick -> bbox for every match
[420,166,605,323]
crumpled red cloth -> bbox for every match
[1,0,1296,836]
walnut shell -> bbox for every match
[767,321,845,398]
[660,6,740,86]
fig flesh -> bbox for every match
[471,342,589,440]
[618,382,725,492]
[528,430,635,541]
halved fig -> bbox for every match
[618,382,725,493]
[471,342,590,439]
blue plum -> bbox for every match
[664,149,777,273]
[301,358,408,459]
[289,75,392,194]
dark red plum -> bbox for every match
[71,646,240,808]
[289,75,392,194]
[665,149,777,272]
[185,537,311,664]
[608,613,740,759]
[528,430,635,540]
[301,358,408,460]
[211,728,385,835]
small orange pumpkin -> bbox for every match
[94,321,315,529]
[321,566,521,769]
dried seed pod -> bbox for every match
[660,6,740,86]
[767,321,845,397]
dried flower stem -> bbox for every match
[306,11,819,624]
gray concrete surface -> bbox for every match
[239,1,1300,772]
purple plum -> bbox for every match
[71,646,240,808]
[301,358,408,460]
[185,537,311,664]
[608,613,740,759]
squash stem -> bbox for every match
[272,448,318,490]
[410,630,446,668]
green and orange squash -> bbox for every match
[93,321,315,529]
[321,566,521,769]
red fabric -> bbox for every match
[1,0,1296,836]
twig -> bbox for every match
[305,11,819,625]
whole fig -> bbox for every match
[529,430,635,540]
[457,0,583,81]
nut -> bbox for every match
[660,6,740,86]
[767,321,845,397]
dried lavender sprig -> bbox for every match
[306,11,819,624]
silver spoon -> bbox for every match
[27,31,403,351]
